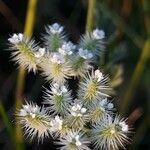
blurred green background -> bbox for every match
[0,0,149,149]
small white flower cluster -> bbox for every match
[19,103,40,118]
[34,48,46,58]
[78,48,93,59]
[50,115,63,131]
[59,41,76,56]
[99,98,114,110]
[48,23,64,34]
[70,103,87,117]
[8,23,131,150]
[51,83,67,96]
[50,52,65,64]
[92,28,105,40]
[8,33,23,44]
[94,69,104,82]
[119,121,128,132]
[58,131,90,150]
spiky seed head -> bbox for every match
[67,102,89,129]
[70,55,93,77]
[56,131,90,150]
[78,69,111,104]
[16,102,51,141]
[89,98,114,123]
[43,83,72,115]
[43,23,66,52]
[8,33,40,73]
[91,115,130,150]
[40,53,72,83]
[79,31,105,56]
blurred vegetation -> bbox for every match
[0,0,149,149]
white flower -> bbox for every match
[51,83,68,96]
[92,29,105,40]
[50,115,63,131]
[50,53,65,64]
[119,121,128,132]
[99,98,114,109]
[57,131,90,150]
[8,33,23,44]
[78,48,93,59]
[94,69,104,82]
[48,23,64,34]
[59,41,76,55]
[71,103,87,117]
[107,103,114,109]
[34,48,45,58]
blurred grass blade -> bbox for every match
[86,0,96,32]
[120,0,150,114]
[0,102,18,149]
[15,0,38,148]
[120,39,150,114]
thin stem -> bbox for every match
[0,102,20,149]
[15,0,38,148]
[86,0,96,32]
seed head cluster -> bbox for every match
[8,23,131,150]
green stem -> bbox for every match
[86,0,96,32]
[0,102,20,150]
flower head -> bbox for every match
[40,54,72,83]
[34,47,46,58]
[94,69,104,82]
[16,102,51,141]
[78,70,111,103]
[50,52,65,64]
[48,23,64,34]
[89,98,114,123]
[50,115,63,132]
[92,29,105,40]
[57,131,90,150]
[59,41,76,56]
[8,35,39,73]
[70,103,87,117]
[8,33,23,44]
[78,48,93,59]
[67,102,89,129]
[43,83,72,115]
[91,115,130,150]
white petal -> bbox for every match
[81,108,87,113]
